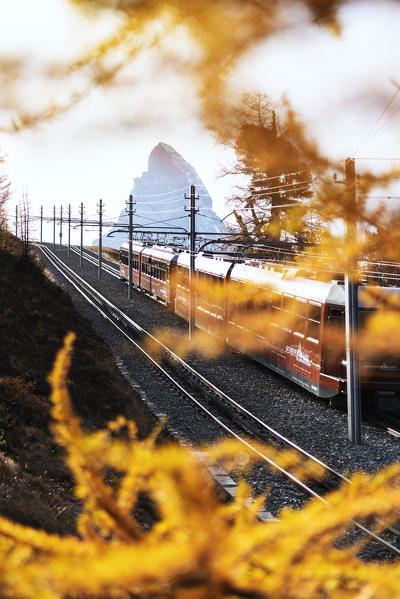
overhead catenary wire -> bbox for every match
[133,183,206,198]
[242,186,313,201]
[236,201,311,211]
[134,196,186,206]
[244,168,306,183]
[135,207,188,214]
[354,86,400,156]
[249,177,314,193]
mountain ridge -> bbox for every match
[94,142,222,248]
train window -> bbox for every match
[309,303,321,322]
[308,320,319,340]
[256,288,269,311]
[238,283,248,313]
[246,299,255,312]
[293,299,307,336]
[211,276,222,309]
[228,281,238,315]
[271,291,282,310]
[178,266,189,288]
[307,302,321,341]
[282,294,294,312]
[295,298,307,317]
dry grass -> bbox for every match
[84,245,119,264]
[0,232,155,533]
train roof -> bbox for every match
[120,242,177,262]
[120,242,145,252]
[142,245,177,261]
[120,244,400,308]
[231,262,400,307]
[177,252,233,277]
[231,262,342,304]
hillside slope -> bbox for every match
[0,239,155,534]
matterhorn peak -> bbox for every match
[94,142,222,248]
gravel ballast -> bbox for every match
[37,244,400,557]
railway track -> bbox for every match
[71,244,400,439]
[68,245,120,278]
[37,243,400,557]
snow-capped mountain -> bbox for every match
[95,142,223,248]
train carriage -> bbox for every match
[174,252,233,335]
[227,263,400,398]
[119,242,144,287]
[120,243,178,309]
[120,243,400,399]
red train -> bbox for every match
[120,242,400,399]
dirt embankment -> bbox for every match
[0,238,155,535]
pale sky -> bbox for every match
[1,0,400,243]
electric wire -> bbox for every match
[354,87,400,156]
[133,183,206,198]
[135,207,188,214]
[134,196,185,206]
[242,186,313,200]
[247,168,306,183]
[250,178,314,193]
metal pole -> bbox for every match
[98,198,103,280]
[126,194,135,299]
[185,185,198,339]
[40,205,43,244]
[53,205,56,248]
[344,157,361,445]
[59,205,63,251]
[68,204,71,258]
[15,205,18,238]
[80,202,83,267]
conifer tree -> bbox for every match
[222,93,316,243]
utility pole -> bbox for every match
[68,204,71,258]
[98,199,103,280]
[53,205,56,249]
[80,202,84,267]
[185,185,199,339]
[269,110,281,240]
[40,205,43,244]
[344,157,361,444]
[15,205,18,238]
[126,194,135,299]
[59,205,63,251]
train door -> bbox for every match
[322,306,345,377]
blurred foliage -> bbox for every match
[1,334,400,598]
[219,93,316,242]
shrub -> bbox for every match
[0,334,400,598]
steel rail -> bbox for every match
[68,245,120,278]
[38,244,325,501]
[37,243,400,556]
